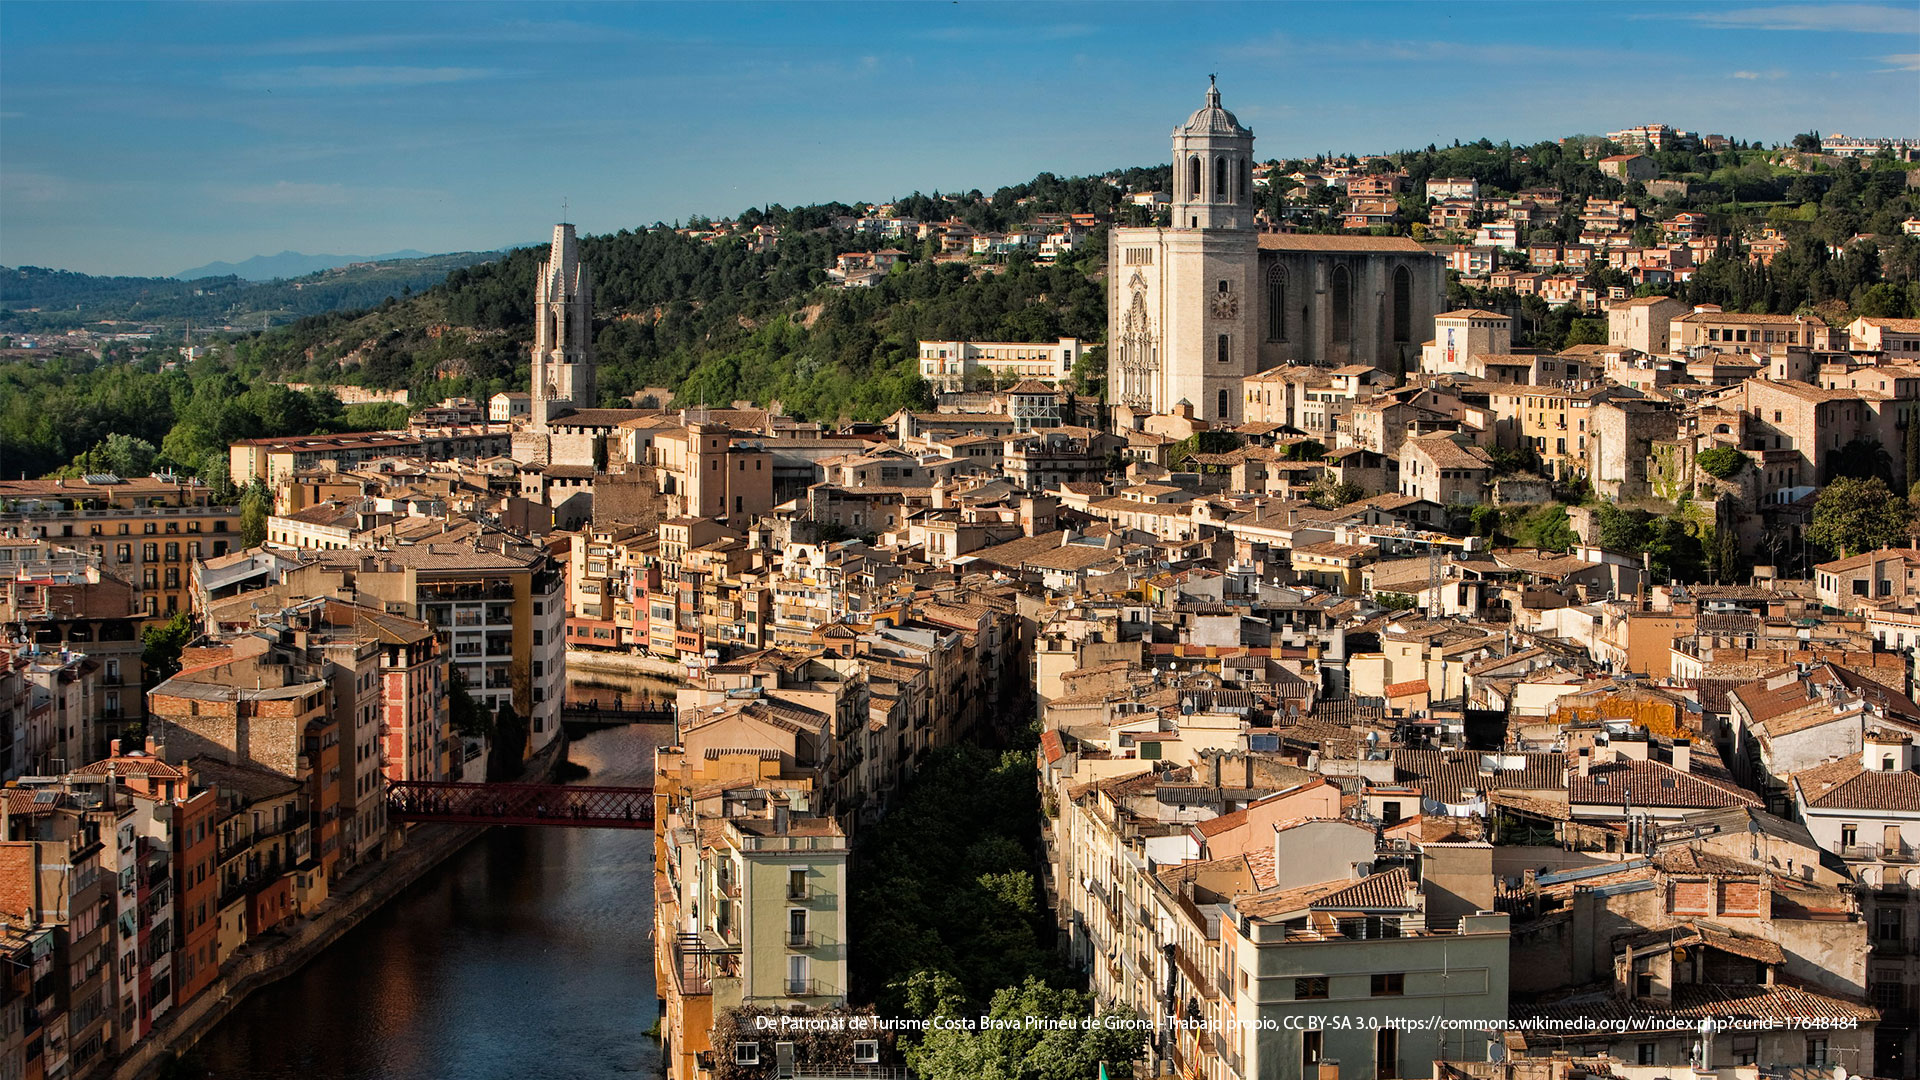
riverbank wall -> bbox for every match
[565,647,684,682]
[112,737,567,1080]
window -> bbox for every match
[1375,1029,1397,1080]
[1391,265,1412,343]
[733,1043,761,1066]
[1637,1042,1657,1065]
[1730,1034,1758,1065]
[1217,333,1230,365]
[1302,1030,1322,1070]
[1295,977,1328,1000]
[1370,972,1403,996]
[1805,1037,1828,1066]
[787,908,808,946]
[788,868,808,900]
[1331,265,1352,346]
[1214,156,1226,199]
[1218,388,1230,419]
[1266,263,1287,341]
[1188,156,1201,201]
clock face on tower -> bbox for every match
[1211,288,1239,320]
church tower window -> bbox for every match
[1217,334,1230,365]
[1331,265,1353,347]
[1392,265,1413,344]
[1215,157,1227,200]
[1266,264,1287,342]
[1242,160,1251,205]
[1218,388,1231,418]
[1188,157,1202,202]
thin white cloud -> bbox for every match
[1681,4,1918,33]
[223,181,352,207]
[227,66,505,91]
[1881,52,1920,71]
[1731,69,1788,80]
[915,23,1095,43]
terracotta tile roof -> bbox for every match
[1231,878,1349,919]
[1040,729,1066,765]
[1792,756,1920,812]
[1403,432,1493,471]
[1394,749,1570,803]
[70,754,185,779]
[1517,982,1875,1033]
[1310,866,1416,911]
[1814,546,1920,574]
[1572,759,1761,810]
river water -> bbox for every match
[193,669,673,1080]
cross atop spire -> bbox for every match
[1206,74,1220,107]
[561,196,570,225]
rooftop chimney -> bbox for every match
[1670,739,1690,775]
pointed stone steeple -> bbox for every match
[531,222,595,425]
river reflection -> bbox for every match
[194,722,666,1080]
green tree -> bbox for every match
[1714,498,1743,583]
[239,483,270,548]
[1563,317,1607,347]
[448,666,491,738]
[489,700,529,780]
[341,401,412,431]
[1306,477,1365,509]
[1696,445,1748,480]
[141,611,193,684]
[906,978,1146,1080]
[1906,413,1920,491]
[1825,436,1893,484]
[1809,475,1916,557]
[1070,345,1106,399]
[1511,504,1577,552]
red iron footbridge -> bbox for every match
[387,780,655,828]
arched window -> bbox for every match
[1188,156,1201,202]
[1266,263,1287,342]
[1218,388,1230,419]
[1241,160,1251,204]
[1215,157,1227,200]
[1392,265,1412,344]
[1217,334,1230,365]
[1331,265,1352,346]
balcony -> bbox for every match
[1845,843,1917,863]
[784,978,824,997]
[785,931,814,948]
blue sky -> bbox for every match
[3,1,1915,277]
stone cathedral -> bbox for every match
[1108,80,1445,424]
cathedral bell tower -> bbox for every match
[531,222,595,424]
[1171,76,1255,233]
[1108,79,1260,426]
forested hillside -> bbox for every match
[1,251,506,332]
[238,220,1108,422]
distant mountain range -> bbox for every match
[3,250,508,332]
[176,249,433,282]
